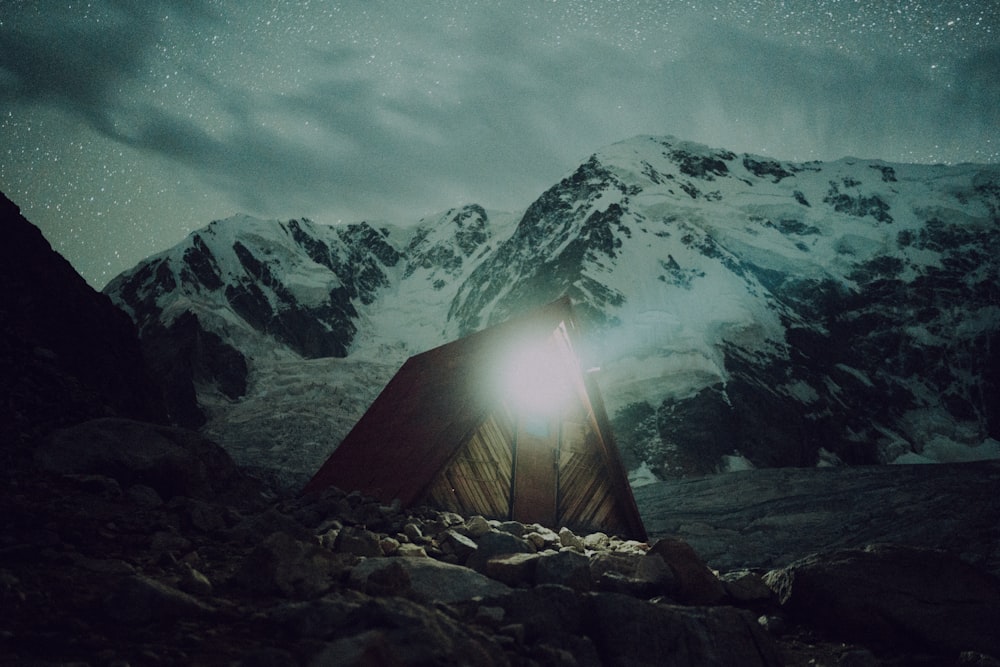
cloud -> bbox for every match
[949,45,1000,136]
[4,2,996,224]
[0,1,217,129]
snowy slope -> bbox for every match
[105,205,519,484]
[355,204,520,359]
[105,135,1000,485]
[448,135,1000,476]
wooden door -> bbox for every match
[510,415,558,526]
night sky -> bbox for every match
[2,1,998,288]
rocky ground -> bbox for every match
[636,462,1000,578]
[2,419,1000,666]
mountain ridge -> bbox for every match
[103,134,1000,485]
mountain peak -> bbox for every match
[103,134,1000,481]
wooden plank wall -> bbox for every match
[426,411,515,519]
[557,420,625,535]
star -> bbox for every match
[1,0,997,288]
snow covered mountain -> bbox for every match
[104,135,1000,486]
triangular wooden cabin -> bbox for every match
[303,296,647,541]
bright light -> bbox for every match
[501,338,575,416]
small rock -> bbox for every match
[463,515,492,538]
[475,605,506,626]
[171,497,228,533]
[439,511,465,527]
[364,560,412,597]
[150,530,193,556]
[67,554,136,576]
[497,521,525,537]
[62,473,122,499]
[395,543,428,558]
[178,565,213,596]
[594,571,661,598]
[317,528,339,550]
[583,532,610,551]
[500,623,526,644]
[126,484,163,508]
[334,526,383,557]
[380,536,401,556]
[838,648,880,667]
[757,614,787,635]
[558,527,585,552]
[234,531,344,598]
[485,552,540,586]
[589,551,641,579]
[403,522,424,542]
[525,532,548,550]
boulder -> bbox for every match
[648,537,726,604]
[486,552,541,587]
[584,592,782,666]
[764,543,1000,657]
[309,597,509,667]
[535,549,592,591]
[439,529,478,563]
[105,574,215,626]
[36,418,253,502]
[466,530,535,572]
[334,526,384,557]
[349,556,511,603]
[721,570,773,603]
[463,515,492,537]
[485,584,585,643]
[233,531,346,598]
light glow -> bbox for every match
[501,337,576,417]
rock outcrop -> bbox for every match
[0,193,167,449]
[765,544,1000,657]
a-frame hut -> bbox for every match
[303,296,647,541]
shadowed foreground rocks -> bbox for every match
[3,419,1000,666]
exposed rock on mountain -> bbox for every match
[103,206,517,478]
[0,192,166,451]
[139,312,248,429]
[450,136,1000,476]
[106,215,401,361]
[103,135,1000,482]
